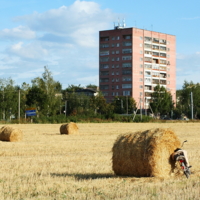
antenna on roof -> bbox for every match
[114,18,126,30]
[123,18,126,27]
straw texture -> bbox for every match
[112,128,181,177]
[0,126,23,142]
[60,122,79,135]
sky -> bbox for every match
[0,0,200,89]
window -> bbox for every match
[100,44,109,48]
[112,44,115,47]
[145,64,152,69]
[144,44,152,49]
[102,92,108,96]
[122,63,132,68]
[116,64,119,68]
[100,64,109,69]
[116,57,120,61]
[122,49,132,54]
[140,85,143,88]
[100,78,109,82]
[140,36,143,40]
[100,57,109,62]
[123,42,132,46]
[144,37,151,42]
[117,36,120,40]
[122,84,132,89]
[123,91,130,96]
[116,92,119,96]
[160,39,166,44]
[100,71,109,76]
[112,92,115,96]
[112,51,115,54]
[152,52,159,56]
[112,72,115,75]
[153,38,159,43]
[100,51,109,56]
[152,45,159,50]
[140,71,143,75]
[100,37,109,41]
[112,58,115,61]
[112,79,115,82]
[122,77,132,81]
[116,78,119,82]
[116,71,119,75]
[144,57,152,62]
[160,53,166,57]
[116,85,119,89]
[122,70,131,75]
[116,43,120,47]
[100,85,109,90]
[116,50,119,54]
[160,46,166,51]
[112,65,115,68]
[140,58,143,61]
[140,51,143,54]
[140,78,143,81]
[140,64,143,68]
[122,56,132,60]
[123,35,131,39]
[140,44,143,47]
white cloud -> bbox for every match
[7,41,48,59]
[0,0,117,88]
[0,26,36,40]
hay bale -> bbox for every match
[60,122,79,135]
[112,128,181,178]
[0,126,23,142]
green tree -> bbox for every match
[31,66,62,116]
[26,86,48,114]
[177,81,200,119]
[112,96,137,114]
[150,85,174,117]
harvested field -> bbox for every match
[0,123,200,199]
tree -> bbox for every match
[86,84,98,90]
[112,96,137,114]
[177,81,200,119]
[31,66,62,116]
[150,85,174,117]
[26,86,48,115]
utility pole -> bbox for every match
[140,93,142,121]
[191,91,193,119]
[65,100,67,117]
[126,96,128,114]
[18,89,20,122]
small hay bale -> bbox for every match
[60,122,79,135]
[112,128,181,178]
[0,126,23,142]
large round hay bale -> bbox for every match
[60,122,79,135]
[0,126,23,142]
[112,128,181,178]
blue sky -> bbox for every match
[0,0,200,89]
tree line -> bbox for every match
[0,66,199,122]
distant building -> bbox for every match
[99,23,176,108]
[76,88,97,96]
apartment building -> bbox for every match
[99,24,176,108]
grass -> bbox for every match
[0,123,200,199]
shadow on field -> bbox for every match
[50,172,115,180]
